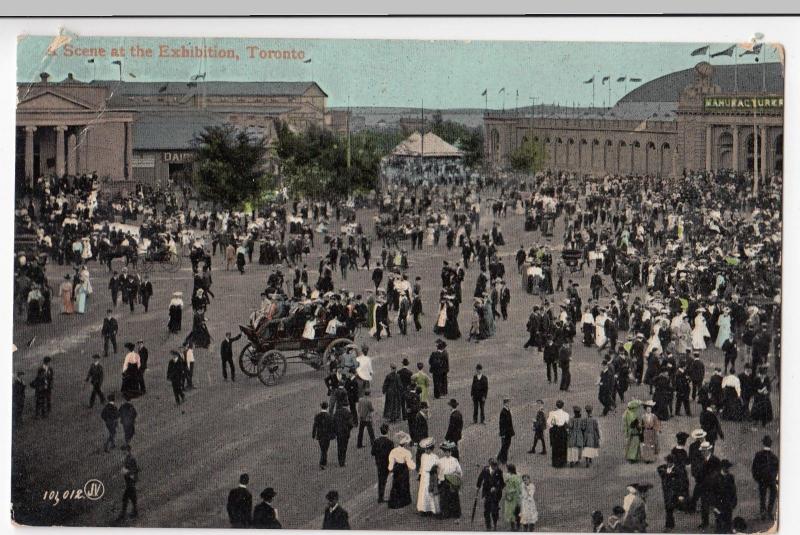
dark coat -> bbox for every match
[220,334,242,360]
[471,374,488,400]
[323,505,350,529]
[499,407,515,437]
[445,409,464,442]
[227,486,253,526]
[166,358,186,383]
[371,436,394,470]
[312,411,335,441]
[708,472,737,513]
[86,362,104,385]
[751,449,779,483]
[333,408,355,438]
[476,466,505,499]
[397,367,413,389]
[252,502,281,528]
[699,409,724,442]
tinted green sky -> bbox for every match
[17,35,780,108]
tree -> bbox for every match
[429,119,483,167]
[509,138,547,174]
[192,125,272,208]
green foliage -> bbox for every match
[275,121,404,199]
[428,115,483,167]
[192,125,272,209]
[509,138,547,174]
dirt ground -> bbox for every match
[11,202,779,532]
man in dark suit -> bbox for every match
[102,309,119,358]
[312,402,335,469]
[38,357,54,416]
[139,275,153,312]
[444,398,463,459]
[674,364,692,416]
[694,442,722,530]
[322,490,350,529]
[333,404,355,467]
[85,354,105,407]
[471,364,489,424]
[109,271,122,307]
[166,350,186,405]
[135,340,148,394]
[709,459,738,533]
[428,340,450,398]
[738,364,755,417]
[220,331,242,382]
[700,405,725,445]
[476,458,505,530]
[227,473,253,528]
[687,353,705,400]
[397,358,413,390]
[670,431,691,468]
[371,424,394,503]
[751,435,779,520]
[497,398,515,465]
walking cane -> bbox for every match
[470,491,478,524]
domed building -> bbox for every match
[484,62,783,178]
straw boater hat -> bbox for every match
[394,432,412,446]
[419,437,435,449]
[691,429,707,440]
[699,441,713,451]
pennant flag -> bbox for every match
[601,76,610,84]
[740,43,763,56]
[630,77,642,82]
[128,73,136,78]
[87,58,95,64]
[711,45,736,58]
[481,89,487,96]
[498,87,505,94]
[691,45,709,56]
[303,58,312,64]
[190,72,207,80]
[158,84,168,93]
[111,60,122,66]
[26,336,36,348]
[616,76,626,83]
[584,76,594,84]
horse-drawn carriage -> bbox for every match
[237,324,360,386]
[140,236,181,273]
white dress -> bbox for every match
[645,322,663,355]
[519,482,539,525]
[594,314,608,348]
[417,452,440,514]
[692,314,710,350]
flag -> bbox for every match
[158,84,168,93]
[481,89,487,96]
[691,45,709,56]
[617,76,626,83]
[740,43,763,56]
[711,45,735,58]
[191,72,207,81]
[111,60,122,66]
[498,88,505,94]
[601,76,610,84]
[303,58,312,64]
[630,77,642,82]
[128,73,136,78]
[87,58,94,64]
[584,76,594,84]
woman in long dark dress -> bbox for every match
[186,311,211,348]
[437,442,463,519]
[388,432,416,509]
[751,368,774,427]
[443,299,461,340]
[40,284,52,324]
[168,292,183,333]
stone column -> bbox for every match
[705,124,712,172]
[67,131,77,176]
[24,126,36,187]
[125,121,133,180]
[760,126,768,179]
[55,125,67,178]
[731,126,739,172]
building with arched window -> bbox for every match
[484,62,783,178]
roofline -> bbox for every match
[19,79,328,97]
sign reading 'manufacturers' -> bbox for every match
[703,96,784,111]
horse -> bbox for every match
[97,240,138,271]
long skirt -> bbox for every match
[567,447,582,463]
[121,367,143,400]
[439,480,461,518]
[549,425,568,467]
[640,428,658,463]
[721,386,743,421]
[582,447,599,459]
[751,393,774,425]
[388,463,412,509]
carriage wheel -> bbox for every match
[323,338,361,370]
[257,350,287,386]
[238,343,263,377]
[162,252,181,273]
[304,350,325,371]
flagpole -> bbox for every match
[762,44,766,92]
[592,78,595,109]
[515,90,519,116]
[734,48,738,93]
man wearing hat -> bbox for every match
[252,487,281,528]
[429,340,450,399]
[312,402,335,469]
[692,441,721,530]
[444,399,463,460]
[166,350,186,405]
[322,490,350,529]
[708,460,738,533]
[632,333,646,385]
[12,371,25,428]
[85,354,106,408]
[115,445,140,522]
[471,365,489,424]
[497,398,515,465]
[476,458,505,530]
[671,432,691,468]
[102,309,119,358]
[371,424,394,503]
[220,331,243,382]
[751,435,778,521]
[657,454,689,532]
[687,352,705,401]
[700,403,725,445]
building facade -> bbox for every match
[484,62,783,178]
[16,75,332,188]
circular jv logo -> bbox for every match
[84,479,105,500]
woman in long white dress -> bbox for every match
[692,309,710,350]
[416,438,440,515]
[519,475,539,531]
[715,308,732,348]
[645,318,663,355]
[594,310,608,348]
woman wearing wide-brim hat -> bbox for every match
[387,432,416,509]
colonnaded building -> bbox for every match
[15,73,350,188]
[484,62,784,178]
